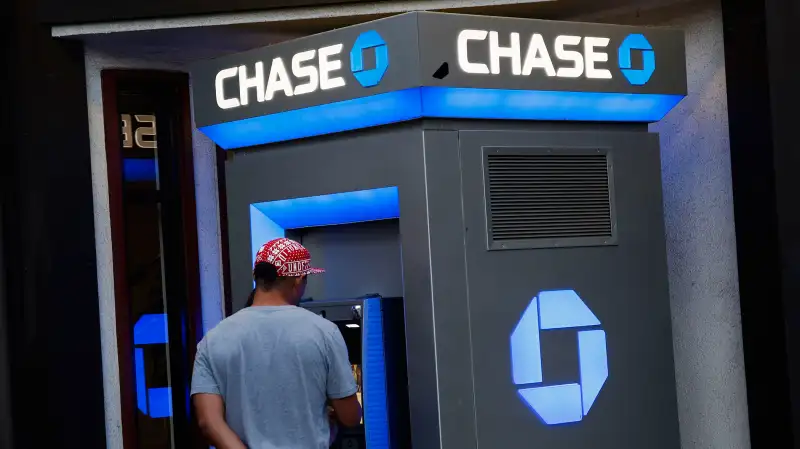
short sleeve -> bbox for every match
[191,339,221,396]
[324,327,359,399]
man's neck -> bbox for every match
[251,289,294,307]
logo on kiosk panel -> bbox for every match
[214,30,387,110]
[350,30,389,87]
[510,290,608,425]
[456,30,655,85]
[618,34,655,85]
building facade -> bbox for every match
[2,0,799,448]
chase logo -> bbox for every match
[350,30,389,87]
[618,33,655,86]
[511,290,608,425]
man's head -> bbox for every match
[252,238,324,306]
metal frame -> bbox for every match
[481,145,618,251]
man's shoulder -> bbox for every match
[206,306,335,337]
[289,306,338,334]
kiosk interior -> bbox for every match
[191,12,688,449]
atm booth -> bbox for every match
[191,12,686,449]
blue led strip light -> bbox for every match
[362,297,391,449]
[200,87,683,150]
[249,187,400,276]
[200,88,423,150]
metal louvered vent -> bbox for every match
[485,148,616,250]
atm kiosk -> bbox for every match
[301,297,411,449]
[191,12,688,449]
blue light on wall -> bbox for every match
[134,313,173,418]
[123,158,157,182]
[362,296,391,449]
[200,87,684,150]
[250,187,400,269]
[510,290,608,425]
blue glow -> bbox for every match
[133,314,169,345]
[199,88,422,149]
[510,297,542,385]
[420,87,681,123]
[135,348,148,414]
[133,313,173,418]
[518,384,584,425]
[123,158,157,182]
[511,290,608,425]
[362,297,390,449]
[148,387,173,419]
[200,87,683,150]
[578,330,608,414]
[250,205,286,271]
[539,290,600,330]
[249,187,400,289]
[619,34,656,86]
[253,187,400,229]
[351,30,389,88]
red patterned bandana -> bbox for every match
[254,237,325,277]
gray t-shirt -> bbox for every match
[191,305,358,449]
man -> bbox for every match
[191,237,362,449]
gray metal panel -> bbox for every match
[225,124,441,449]
[287,220,403,301]
[416,12,687,95]
[422,130,478,449]
[458,129,679,449]
[191,13,421,128]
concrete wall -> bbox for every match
[84,49,226,449]
[579,1,750,448]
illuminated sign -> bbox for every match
[191,13,687,149]
[619,33,656,85]
[510,290,608,425]
[214,43,346,110]
[214,30,389,110]
[457,30,612,80]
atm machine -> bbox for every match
[301,296,411,449]
[191,11,688,449]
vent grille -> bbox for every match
[486,150,613,247]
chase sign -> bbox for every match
[511,290,608,425]
[190,12,686,150]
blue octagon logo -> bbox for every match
[350,30,389,88]
[511,290,608,425]
[618,33,655,86]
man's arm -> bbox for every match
[194,394,247,449]
[191,339,246,449]
[329,395,362,428]
[324,327,363,427]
